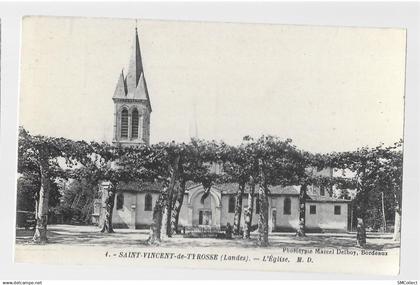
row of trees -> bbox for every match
[17,127,403,247]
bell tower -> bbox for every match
[112,27,152,147]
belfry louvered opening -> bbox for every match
[121,108,129,138]
[132,109,139,139]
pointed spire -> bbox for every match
[126,27,144,93]
[136,73,152,111]
[112,25,151,112]
[113,69,127,98]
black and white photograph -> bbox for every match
[14,16,406,275]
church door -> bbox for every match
[199,210,212,225]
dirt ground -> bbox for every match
[15,224,400,251]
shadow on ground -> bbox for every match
[16,227,149,246]
[16,225,400,250]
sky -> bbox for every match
[20,16,406,153]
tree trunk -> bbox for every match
[393,208,401,241]
[257,160,269,247]
[33,163,50,243]
[100,185,116,233]
[296,184,307,237]
[233,182,245,235]
[164,183,175,238]
[171,180,186,234]
[356,193,367,247]
[381,191,387,232]
[243,178,255,239]
[355,174,367,247]
[393,191,401,241]
[257,184,269,247]
[148,191,166,245]
[34,192,39,223]
[356,217,366,247]
[149,154,180,244]
[161,202,169,237]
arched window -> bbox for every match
[228,196,235,213]
[144,193,152,211]
[120,108,128,138]
[283,197,291,215]
[116,193,124,210]
[255,196,260,214]
[131,108,139,139]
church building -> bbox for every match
[92,28,351,233]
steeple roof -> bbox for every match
[126,27,143,92]
[113,70,127,98]
[112,27,152,112]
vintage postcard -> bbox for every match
[15,16,406,275]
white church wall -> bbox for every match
[177,193,189,227]
[271,196,300,231]
[306,202,348,232]
[109,190,348,233]
[220,195,235,226]
[112,191,137,229]
[220,195,262,228]
[134,192,159,228]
